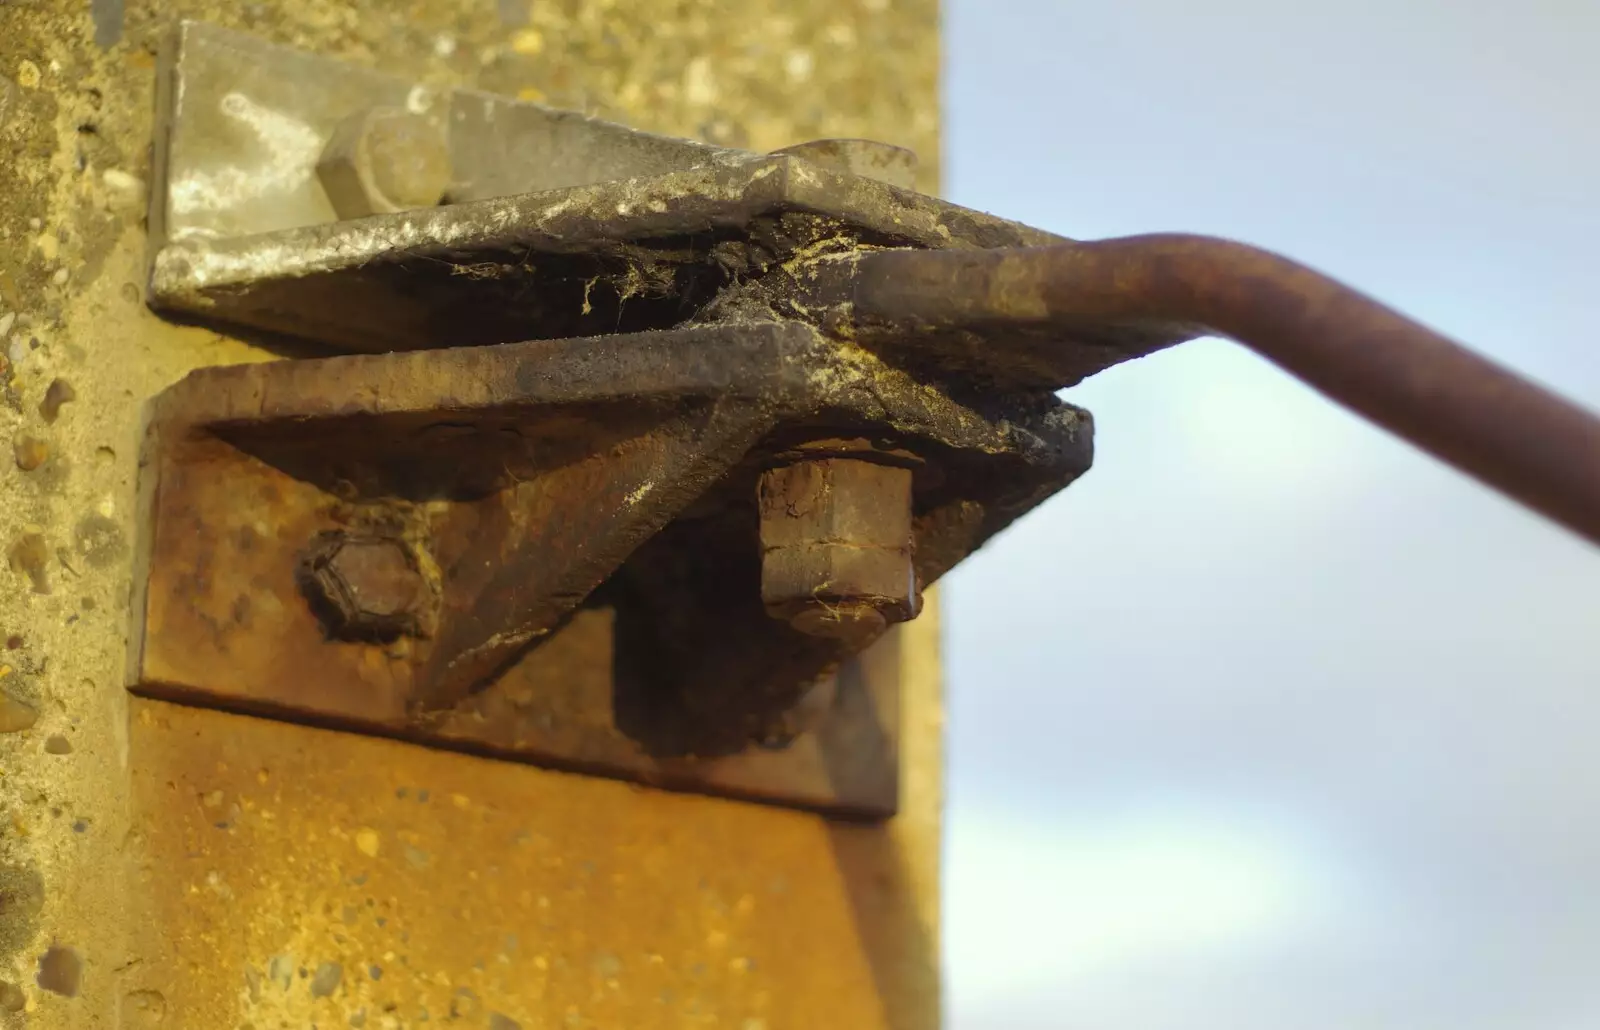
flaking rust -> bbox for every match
[130,313,1089,816]
[130,25,1094,818]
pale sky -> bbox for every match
[940,2,1600,1027]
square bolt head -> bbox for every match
[758,458,920,637]
[316,107,452,219]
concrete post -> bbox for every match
[0,2,942,1027]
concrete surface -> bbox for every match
[0,1,940,1026]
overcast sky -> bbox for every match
[939,2,1600,1027]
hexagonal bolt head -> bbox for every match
[758,458,921,642]
[298,533,436,642]
[770,138,920,190]
[316,107,452,219]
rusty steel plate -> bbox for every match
[134,25,1102,818]
[129,322,1091,817]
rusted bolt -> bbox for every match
[316,107,452,219]
[758,458,920,642]
[298,532,435,642]
[770,138,919,190]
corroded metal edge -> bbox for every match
[126,323,1090,817]
[147,25,1064,356]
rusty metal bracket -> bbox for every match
[131,23,1094,818]
[140,24,1599,822]
[130,319,1089,816]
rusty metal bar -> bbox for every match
[849,235,1600,546]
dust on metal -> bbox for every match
[770,138,919,190]
[146,25,1055,353]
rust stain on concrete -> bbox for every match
[0,0,940,1025]
[125,693,937,1028]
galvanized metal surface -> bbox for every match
[149,22,1049,356]
[150,153,1060,354]
[838,237,1600,546]
[769,138,919,190]
[315,106,454,217]
[151,21,736,246]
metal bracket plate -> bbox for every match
[133,24,1094,818]
[147,22,1062,355]
[130,321,1091,817]
[151,21,736,247]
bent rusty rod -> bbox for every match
[851,235,1600,547]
